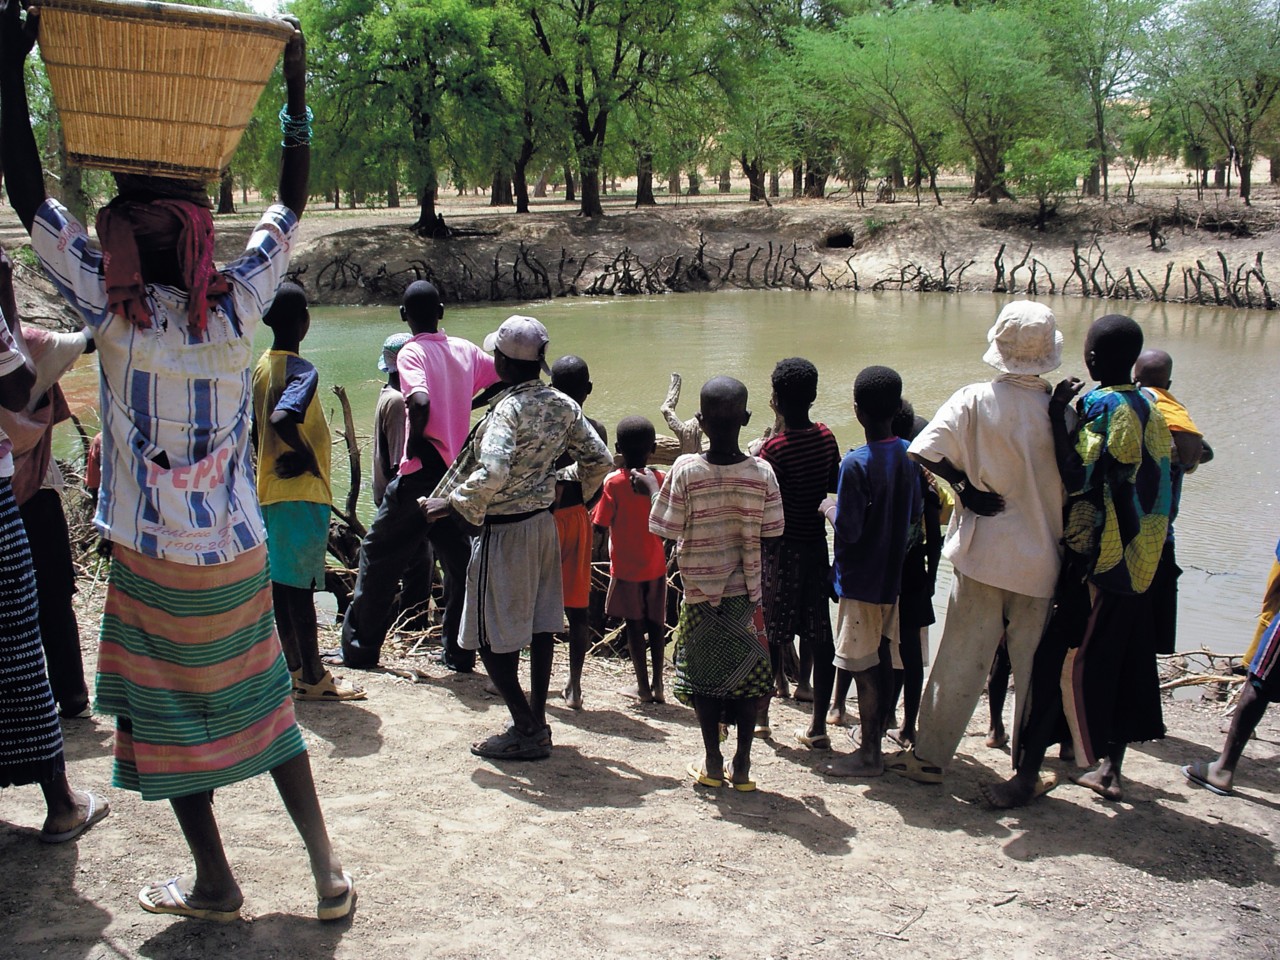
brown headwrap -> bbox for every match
[95,197,229,334]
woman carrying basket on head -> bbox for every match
[0,2,353,923]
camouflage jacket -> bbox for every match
[433,379,612,527]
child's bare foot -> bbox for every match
[619,683,655,704]
[826,705,847,727]
[1071,765,1123,801]
[561,682,583,710]
[794,683,814,703]
[821,749,883,778]
[887,726,915,749]
[652,681,666,704]
[986,725,1009,749]
[774,678,791,699]
[981,772,1058,809]
[1058,741,1076,763]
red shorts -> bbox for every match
[555,504,592,609]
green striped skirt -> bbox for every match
[95,544,305,801]
[672,595,773,705]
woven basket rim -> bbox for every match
[38,0,296,40]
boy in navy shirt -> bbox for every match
[821,367,922,777]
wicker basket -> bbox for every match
[38,0,296,180]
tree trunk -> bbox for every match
[769,168,779,198]
[1083,162,1100,197]
[564,164,576,203]
[718,164,731,193]
[388,177,400,209]
[668,167,681,195]
[888,156,904,189]
[578,149,604,217]
[333,187,340,210]
[534,169,549,198]
[635,152,656,207]
[791,164,802,197]
[740,155,765,202]
[490,169,513,206]
[513,138,535,213]
[413,170,439,235]
[1212,161,1225,188]
[1239,157,1252,204]
[803,162,827,198]
[686,170,700,196]
[1271,153,1280,184]
[217,169,235,214]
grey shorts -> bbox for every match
[834,598,900,672]
[460,510,565,655]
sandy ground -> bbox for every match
[2,609,1278,960]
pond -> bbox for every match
[58,289,1279,656]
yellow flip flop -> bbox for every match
[687,761,724,788]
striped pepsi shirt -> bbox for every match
[32,198,297,565]
[759,422,841,542]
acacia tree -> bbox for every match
[797,12,948,205]
[296,0,498,233]
[521,0,704,217]
[910,6,1066,202]
[1169,0,1280,203]
[1021,0,1159,201]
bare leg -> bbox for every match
[795,637,814,702]
[621,618,655,702]
[528,632,555,731]
[827,668,853,726]
[562,608,589,709]
[986,640,1012,748]
[647,620,666,703]
[1073,744,1126,801]
[39,772,98,836]
[806,634,836,740]
[1199,681,1268,792]
[268,752,347,899]
[275,584,328,685]
[478,646,538,735]
[823,667,886,777]
[157,792,244,914]
[693,694,725,781]
[273,582,300,673]
[729,697,757,786]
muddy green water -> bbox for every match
[59,290,1278,656]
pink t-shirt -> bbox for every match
[396,330,501,473]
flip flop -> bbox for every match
[317,871,356,921]
[294,671,367,702]
[471,728,551,760]
[884,749,943,784]
[1182,760,1233,797]
[40,791,110,844]
[725,765,757,792]
[686,761,724,788]
[794,728,832,750]
[138,878,241,923]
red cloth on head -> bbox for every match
[96,200,230,333]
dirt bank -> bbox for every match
[7,185,1280,325]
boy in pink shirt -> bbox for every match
[593,416,668,703]
[338,281,502,671]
